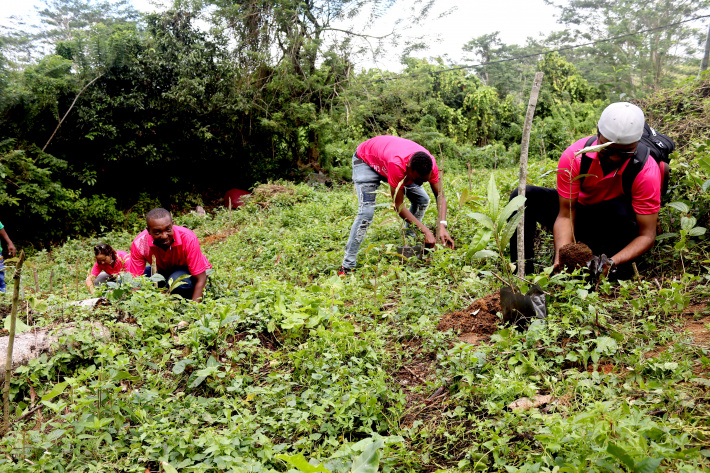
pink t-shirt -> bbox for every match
[126,225,211,276]
[356,136,440,188]
[556,136,661,215]
[91,250,129,277]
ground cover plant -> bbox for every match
[0,134,710,472]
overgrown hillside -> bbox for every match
[1,93,710,471]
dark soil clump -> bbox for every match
[437,292,501,335]
[558,242,593,271]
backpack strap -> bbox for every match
[621,142,650,198]
[577,136,597,190]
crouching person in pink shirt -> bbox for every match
[85,243,129,294]
[126,208,212,302]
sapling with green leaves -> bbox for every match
[468,175,526,288]
[657,201,707,271]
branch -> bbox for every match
[320,27,394,40]
[42,73,104,152]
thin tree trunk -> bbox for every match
[3,251,25,436]
[700,24,710,78]
[42,74,103,152]
[517,72,544,279]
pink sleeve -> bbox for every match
[556,148,581,200]
[90,263,101,277]
[429,160,440,184]
[125,241,146,276]
[185,238,211,276]
[631,159,661,214]
[387,162,407,188]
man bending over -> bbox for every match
[340,135,455,275]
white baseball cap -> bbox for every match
[597,102,645,144]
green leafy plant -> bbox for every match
[657,201,706,270]
[467,175,526,286]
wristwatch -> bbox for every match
[439,220,448,227]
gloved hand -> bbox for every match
[586,254,616,280]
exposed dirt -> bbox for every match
[0,302,30,319]
[558,242,594,271]
[644,302,710,359]
[202,227,240,246]
[437,292,501,343]
[389,337,441,429]
[682,304,710,346]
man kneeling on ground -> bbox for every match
[126,208,212,302]
[510,102,660,277]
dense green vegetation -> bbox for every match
[1,0,708,246]
[1,1,710,471]
[1,130,710,470]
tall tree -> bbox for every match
[545,0,710,95]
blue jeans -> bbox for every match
[144,265,195,299]
[342,154,430,269]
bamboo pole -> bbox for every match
[228,197,232,226]
[3,251,25,436]
[42,74,103,152]
[517,72,544,279]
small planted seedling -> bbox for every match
[468,175,547,326]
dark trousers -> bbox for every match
[510,186,639,274]
[144,265,195,299]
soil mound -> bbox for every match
[252,184,294,198]
[558,242,593,271]
[438,292,501,335]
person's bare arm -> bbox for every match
[429,180,455,248]
[0,228,16,257]
[85,274,96,294]
[391,184,436,246]
[553,195,576,266]
[192,271,207,302]
[610,213,657,265]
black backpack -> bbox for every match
[579,123,675,197]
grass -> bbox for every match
[0,156,710,472]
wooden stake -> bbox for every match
[49,269,54,293]
[74,256,81,299]
[699,24,710,78]
[151,256,157,287]
[32,268,39,293]
[3,251,25,436]
[516,72,544,279]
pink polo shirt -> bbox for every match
[91,250,129,276]
[356,136,440,188]
[557,136,661,215]
[126,225,211,276]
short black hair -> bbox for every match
[410,151,433,177]
[146,207,172,225]
[93,243,116,261]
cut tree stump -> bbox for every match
[0,322,109,381]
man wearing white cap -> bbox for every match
[510,102,661,275]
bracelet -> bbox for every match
[439,220,448,227]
